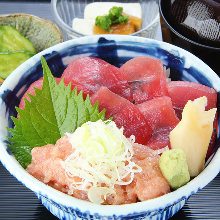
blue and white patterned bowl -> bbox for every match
[0,35,219,220]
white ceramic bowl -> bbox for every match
[0,35,219,220]
[51,0,160,40]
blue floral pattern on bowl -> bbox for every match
[0,35,219,220]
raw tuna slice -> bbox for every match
[19,77,44,110]
[137,96,179,150]
[120,56,168,104]
[145,127,173,151]
[167,81,217,118]
[137,96,179,129]
[91,87,152,144]
[62,57,133,101]
[90,86,128,119]
[113,104,152,145]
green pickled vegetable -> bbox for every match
[0,25,36,80]
[0,51,34,79]
[95,6,128,32]
[0,14,63,53]
[0,26,36,53]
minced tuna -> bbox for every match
[26,136,170,205]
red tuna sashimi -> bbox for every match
[90,86,128,119]
[137,96,179,130]
[113,104,152,145]
[145,128,173,150]
[62,57,133,101]
[137,96,179,150]
[91,87,152,144]
[167,81,217,118]
[19,77,83,110]
[120,56,168,104]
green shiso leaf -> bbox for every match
[8,56,107,168]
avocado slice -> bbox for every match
[0,25,36,53]
[0,13,63,53]
[0,51,34,79]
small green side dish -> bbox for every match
[0,13,63,53]
[0,13,63,83]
